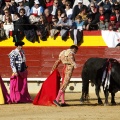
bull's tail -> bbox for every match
[80,78,90,103]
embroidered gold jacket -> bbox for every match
[51,49,77,72]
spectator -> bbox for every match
[97,0,113,10]
[111,5,115,14]
[35,15,49,40]
[71,0,88,20]
[111,6,120,22]
[65,1,73,19]
[28,0,34,8]
[66,0,76,8]
[29,14,39,24]
[15,0,30,5]
[91,6,110,24]
[29,0,45,9]
[30,0,44,16]
[2,8,14,22]
[0,20,7,40]
[73,0,90,8]
[103,0,113,15]
[70,15,84,45]
[23,0,30,7]
[88,0,100,8]
[19,8,31,30]
[45,0,54,8]
[44,8,52,24]
[98,15,109,30]
[108,15,119,30]
[1,0,17,15]
[88,2,98,20]
[57,13,72,40]
[3,15,14,38]
[9,0,18,14]
[50,15,59,38]
[13,13,25,42]
[113,1,120,8]
[48,0,59,15]
[17,0,30,16]
[1,0,11,15]
[78,7,88,21]
[59,0,67,9]
[84,14,98,30]
[55,8,64,20]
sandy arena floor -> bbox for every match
[0,92,120,120]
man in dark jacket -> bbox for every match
[91,6,110,24]
[71,0,88,20]
[13,13,25,42]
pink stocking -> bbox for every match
[61,92,65,103]
[56,90,63,102]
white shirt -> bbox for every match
[51,6,57,15]
[65,8,73,19]
[3,22,14,31]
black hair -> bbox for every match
[14,13,21,18]
[19,8,26,14]
[70,45,78,50]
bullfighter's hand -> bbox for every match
[50,71,53,74]
[12,72,18,76]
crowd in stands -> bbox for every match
[0,0,120,45]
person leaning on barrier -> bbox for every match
[56,13,72,40]
[83,14,98,30]
[51,45,78,107]
[50,15,60,39]
[19,8,31,30]
[70,15,84,45]
[13,12,25,42]
[35,14,50,41]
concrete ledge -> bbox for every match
[3,78,84,93]
[3,78,82,82]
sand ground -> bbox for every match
[0,92,120,120]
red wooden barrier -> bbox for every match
[0,47,119,78]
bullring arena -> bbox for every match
[1,31,120,120]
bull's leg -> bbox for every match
[80,81,89,103]
[111,92,116,105]
[80,92,85,103]
[95,85,103,104]
[103,88,109,105]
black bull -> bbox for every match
[80,57,120,105]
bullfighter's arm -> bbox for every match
[51,59,61,73]
[8,52,17,73]
[68,53,77,68]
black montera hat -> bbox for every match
[15,41,25,46]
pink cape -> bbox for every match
[10,70,32,103]
[33,69,61,106]
[0,76,11,104]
